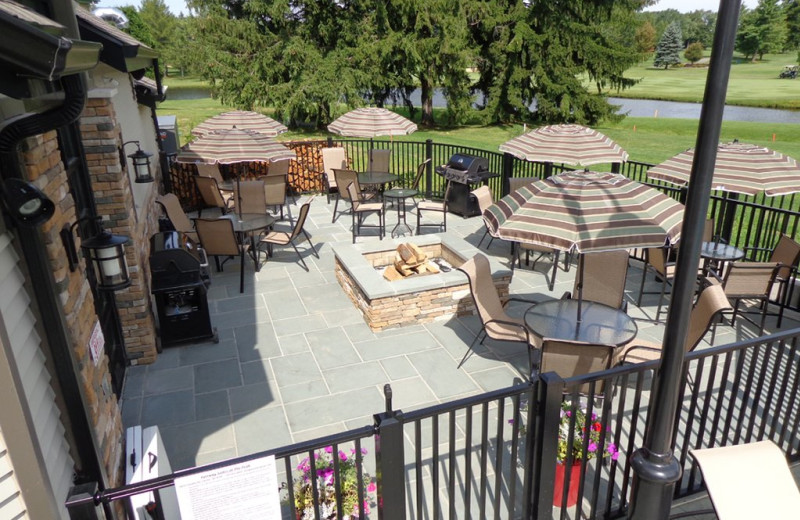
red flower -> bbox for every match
[592,422,602,431]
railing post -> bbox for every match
[66,482,104,520]
[425,139,434,198]
[327,136,333,147]
[373,384,406,520]
[502,152,514,196]
[526,372,564,518]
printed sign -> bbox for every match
[89,321,105,367]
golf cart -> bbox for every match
[779,65,798,79]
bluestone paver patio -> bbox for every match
[122,192,800,516]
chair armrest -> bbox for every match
[561,291,572,300]
[615,344,662,365]
[484,317,535,346]
[503,296,540,309]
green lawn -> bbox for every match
[605,53,800,110]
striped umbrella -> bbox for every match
[484,171,683,254]
[175,128,295,164]
[191,110,288,138]
[647,141,800,196]
[499,124,629,166]
[327,107,417,138]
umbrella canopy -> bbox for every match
[175,128,295,164]
[647,141,800,196]
[327,107,417,138]
[484,171,683,253]
[191,110,288,138]
[499,124,629,166]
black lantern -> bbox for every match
[123,140,154,183]
[1,178,55,226]
[61,218,131,291]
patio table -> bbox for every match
[700,241,745,277]
[524,299,637,347]
[220,213,275,269]
[383,188,418,238]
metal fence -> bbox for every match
[66,328,800,519]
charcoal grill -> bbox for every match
[435,154,499,217]
[149,231,217,347]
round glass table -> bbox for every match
[383,188,419,238]
[524,299,638,346]
[700,241,745,277]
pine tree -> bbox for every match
[653,22,684,69]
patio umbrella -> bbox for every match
[647,141,800,197]
[191,110,288,138]
[176,128,295,217]
[499,124,629,166]
[175,128,295,165]
[483,171,684,318]
[327,107,417,138]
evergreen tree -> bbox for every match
[653,22,683,69]
[785,0,800,51]
[684,42,704,63]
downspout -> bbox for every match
[0,73,110,492]
[150,59,172,192]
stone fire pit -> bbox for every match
[333,234,511,331]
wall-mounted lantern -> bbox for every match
[61,217,131,291]
[123,140,154,183]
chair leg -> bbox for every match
[291,243,309,271]
[656,276,668,321]
[548,250,559,291]
[458,329,486,369]
[637,264,648,307]
[477,229,488,248]
[331,195,340,223]
[302,230,319,258]
[239,248,245,293]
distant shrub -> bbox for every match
[685,42,705,64]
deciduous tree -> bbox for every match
[635,21,657,55]
[684,41,704,63]
[736,1,787,60]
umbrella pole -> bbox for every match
[628,1,741,517]
[576,254,584,325]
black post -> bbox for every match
[628,1,741,518]
[530,372,564,518]
[425,139,434,198]
[373,384,406,520]
[611,162,621,174]
[502,152,514,196]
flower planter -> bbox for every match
[553,462,582,508]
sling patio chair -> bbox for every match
[194,217,252,293]
[705,261,783,335]
[194,175,234,217]
[259,202,318,271]
[540,339,616,396]
[331,169,374,223]
[346,182,384,243]
[196,162,232,193]
[320,147,348,203]
[368,149,391,173]
[261,174,293,224]
[155,193,198,242]
[615,283,732,365]
[679,440,800,519]
[473,185,498,249]
[637,246,677,322]
[456,253,541,379]
[744,233,800,327]
[563,250,630,311]
[416,181,449,235]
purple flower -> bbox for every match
[325,446,333,454]
[588,442,598,453]
[361,447,368,455]
[339,450,348,461]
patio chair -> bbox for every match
[331,169,374,223]
[540,339,616,395]
[745,233,800,327]
[615,284,732,365]
[368,149,391,173]
[706,261,782,334]
[456,253,540,379]
[196,163,231,193]
[346,182,384,243]
[195,175,234,217]
[410,158,432,192]
[260,175,292,224]
[259,202,318,271]
[234,179,268,216]
[320,147,348,203]
[473,185,498,249]
[637,246,677,321]
[266,159,290,176]
[155,193,198,242]
[194,217,252,293]
[416,181,449,235]
[564,250,630,311]
[685,440,800,519]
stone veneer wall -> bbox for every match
[335,257,511,331]
[80,93,159,364]
[19,130,124,487]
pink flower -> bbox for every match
[588,442,598,453]
[324,446,333,454]
[339,450,348,461]
[367,482,377,493]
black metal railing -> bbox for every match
[66,328,800,519]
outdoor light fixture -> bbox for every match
[122,141,154,183]
[1,178,55,227]
[61,217,131,291]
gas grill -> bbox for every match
[435,154,499,217]
[149,232,217,347]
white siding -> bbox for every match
[0,428,27,520]
[0,233,74,519]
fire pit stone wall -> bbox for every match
[332,234,512,331]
